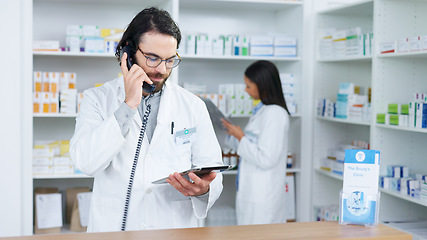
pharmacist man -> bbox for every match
[70,7,223,232]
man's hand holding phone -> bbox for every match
[120,52,154,109]
[166,171,216,197]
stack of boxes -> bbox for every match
[379,35,427,54]
[320,140,369,175]
[281,73,297,114]
[319,27,373,59]
[33,24,124,53]
[380,165,427,201]
[181,33,297,57]
[33,140,75,175]
[33,71,81,114]
[218,84,253,116]
[317,82,370,122]
[376,93,427,128]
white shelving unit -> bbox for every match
[371,0,427,230]
[23,0,311,235]
[313,0,427,237]
[312,0,373,214]
[178,0,309,225]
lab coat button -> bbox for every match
[140,223,146,229]
[146,188,152,194]
[146,154,151,160]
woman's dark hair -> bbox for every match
[245,60,290,115]
[115,7,181,62]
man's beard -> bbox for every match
[148,72,170,92]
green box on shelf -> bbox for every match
[400,104,409,115]
[389,114,399,125]
[388,103,398,114]
[376,113,386,124]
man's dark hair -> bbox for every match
[245,60,290,115]
[115,7,181,62]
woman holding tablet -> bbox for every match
[222,60,290,225]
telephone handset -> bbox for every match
[121,45,156,94]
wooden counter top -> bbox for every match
[5,221,412,240]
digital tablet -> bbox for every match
[200,97,232,131]
[152,165,233,184]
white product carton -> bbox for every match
[60,72,70,92]
[83,25,100,37]
[42,72,50,92]
[274,36,297,47]
[33,165,53,175]
[250,35,274,46]
[33,92,42,113]
[196,34,207,55]
[186,35,196,55]
[241,37,249,56]
[232,35,240,56]
[206,94,218,107]
[398,38,409,52]
[235,99,245,116]
[244,99,253,115]
[234,84,246,100]
[34,71,42,92]
[77,92,84,113]
[84,37,104,53]
[69,73,77,89]
[223,35,233,56]
[53,165,74,174]
[224,84,235,99]
[33,157,52,165]
[33,41,60,51]
[409,36,421,51]
[274,46,297,57]
[205,35,213,56]
[49,72,59,93]
[409,102,416,127]
[218,94,227,115]
[41,92,51,113]
[50,93,59,113]
[227,98,236,115]
[250,46,274,56]
[212,38,224,56]
[379,41,397,54]
[53,157,72,166]
[66,24,83,36]
[66,35,82,52]
[421,35,427,50]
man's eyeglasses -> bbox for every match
[138,48,181,69]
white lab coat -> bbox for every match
[229,104,289,225]
[70,77,223,232]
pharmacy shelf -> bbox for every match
[317,116,370,126]
[315,168,343,181]
[216,168,301,176]
[181,54,301,62]
[33,113,78,118]
[33,51,115,58]
[380,188,427,208]
[376,124,427,134]
[318,0,373,16]
[33,51,301,62]
[377,51,427,59]
[39,0,169,5]
[317,56,372,62]
[33,174,92,179]
[180,0,302,11]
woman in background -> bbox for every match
[222,60,290,225]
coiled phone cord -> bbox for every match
[121,95,152,231]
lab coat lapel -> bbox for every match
[116,76,143,127]
[150,82,174,145]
